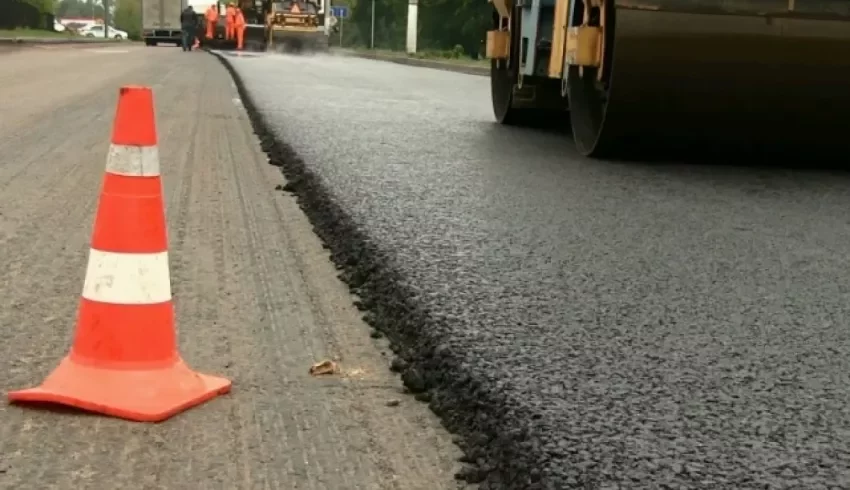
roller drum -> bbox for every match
[569,3,850,158]
[269,29,330,54]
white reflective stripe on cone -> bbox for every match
[105,144,161,177]
[81,249,172,305]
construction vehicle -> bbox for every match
[142,0,185,46]
[197,0,330,53]
[266,0,330,53]
[485,0,850,158]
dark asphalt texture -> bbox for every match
[219,51,850,489]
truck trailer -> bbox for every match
[485,0,850,158]
[142,0,185,46]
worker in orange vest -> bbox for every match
[204,4,218,39]
[235,7,246,50]
[225,3,236,41]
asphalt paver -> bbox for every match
[0,45,463,490]
[224,51,850,489]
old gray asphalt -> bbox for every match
[227,51,850,488]
[0,45,463,490]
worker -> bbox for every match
[204,4,218,40]
[235,7,246,50]
[179,5,196,52]
[225,2,236,41]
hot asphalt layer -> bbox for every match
[219,51,850,489]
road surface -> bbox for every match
[0,45,463,490]
[223,51,850,489]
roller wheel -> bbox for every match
[491,8,530,125]
[567,0,615,157]
[283,38,305,54]
[491,59,532,125]
[491,9,568,128]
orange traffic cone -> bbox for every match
[7,86,231,422]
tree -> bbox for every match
[55,0,105,19]
[4,0,52,30]
[113,0,141,38]
[347,0,490,55]
[21,0,53,14]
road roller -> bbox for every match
[266,0,331,53]
[486,0,850,158]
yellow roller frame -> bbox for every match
[486,0,512,62]
[491,0,512,19]
[550,0,605,79]
[487,30,510,59]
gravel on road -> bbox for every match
[222,51,850,489]
[0,45,463,490]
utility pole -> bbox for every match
[405,0,417,54]
[103,0,109,38]
[370,0,375,49]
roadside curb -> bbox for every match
[212,50,524,488]
[335,50,488,77]
[0,37,124,46]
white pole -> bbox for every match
[370,0,375,49]
[405,0,417,54]
[324,0,331,33]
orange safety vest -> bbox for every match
[235,10,245,27]
[205,6,218,22]
[226,6,236,21]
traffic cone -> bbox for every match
[7,86,231,422]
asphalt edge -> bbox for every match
[211,52,540,489]
[337,50,488,77]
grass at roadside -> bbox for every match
[0,28,74,39]
[0,28,120,43]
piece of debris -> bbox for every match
[309,359,339,376]
[346,367,366,377]
[386,399,401,407]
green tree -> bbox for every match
[346,0,490,56]
[55,0,105,18]
[21,0,53,14]
[113,0,141,38]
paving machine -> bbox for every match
[197,0,329,52]
[485,0,850,158]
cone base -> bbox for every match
[7,355,231,422]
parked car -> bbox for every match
[79,25,128,40]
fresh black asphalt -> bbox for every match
[217,51,850,489]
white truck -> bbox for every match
[142,0,186,46]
